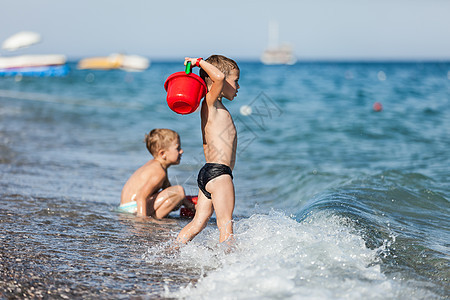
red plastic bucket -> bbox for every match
[164,62,207,115]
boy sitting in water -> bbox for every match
[177,55,240,244]
[119,129,196,218]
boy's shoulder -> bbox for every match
[139,159,166,177]
[132,160,167,188]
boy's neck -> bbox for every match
[154,158,168,170]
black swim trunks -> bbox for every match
[197,163,233,199]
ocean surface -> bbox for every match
[0,61,449,299]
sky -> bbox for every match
[1,0,450,61]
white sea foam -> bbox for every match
[150,210,435,299]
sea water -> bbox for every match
[0,61,448,299]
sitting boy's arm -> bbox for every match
[185,57,224,107]
[135,174,165,217]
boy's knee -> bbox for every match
[173,185,185,197]
[167,185,185,200]
[168,186,185,208]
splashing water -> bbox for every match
[143,211,438,299]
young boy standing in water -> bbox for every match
[177,55,240,244]
[119,129,195,218]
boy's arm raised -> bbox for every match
[185,57,224,107]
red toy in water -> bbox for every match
[180,207,195,218]
[186,195,198,205]
[164,62,207,115]
[180,195,198,218]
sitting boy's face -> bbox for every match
[222,69,240,101]
[164,139,183,165]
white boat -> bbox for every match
[261,21,297,65]
[77,53,150,71]
[0,54,66,69]
[120,55,150,71]
[0,31,68,77]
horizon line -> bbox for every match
[64,57,450,63]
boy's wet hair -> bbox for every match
[200,55,239,87]
[145,129,179,157]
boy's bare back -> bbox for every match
[120,160,167,206]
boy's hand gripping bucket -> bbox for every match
[164,62,207,115]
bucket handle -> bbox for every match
[185,61,192,75]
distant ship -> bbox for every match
[261,21,297,65]
[77,53,150,71]
[0,31,68,77]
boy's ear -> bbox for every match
[158,149,166,160]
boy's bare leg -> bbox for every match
[151,185,185,219]
[207,175,235,243]
[177,191,213,243]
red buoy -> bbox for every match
[373,102,383,112]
